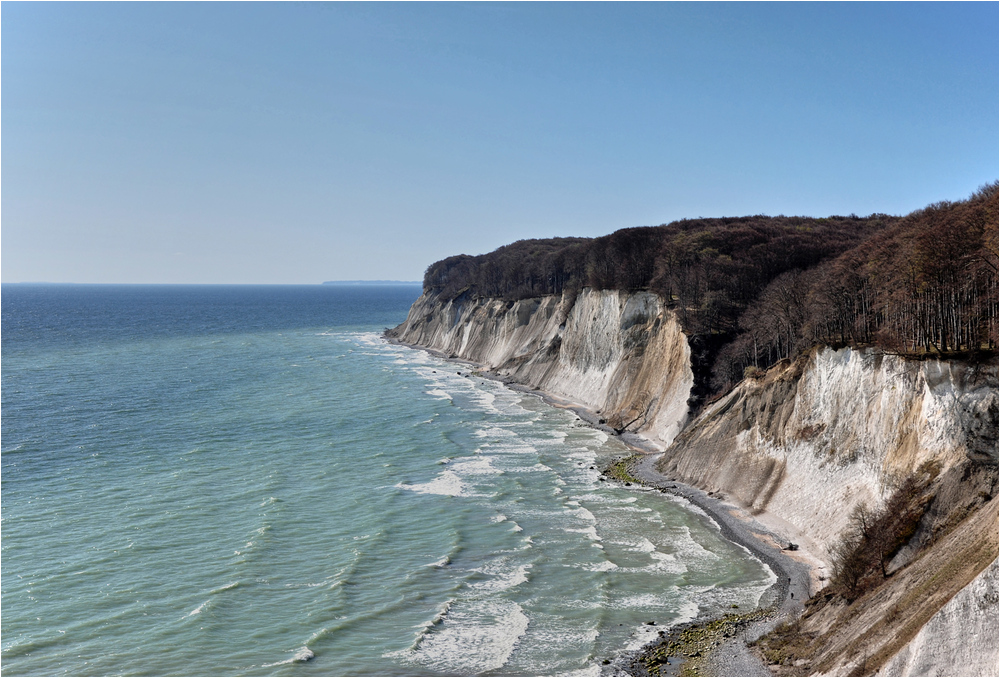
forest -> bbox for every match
[423,183,998,401]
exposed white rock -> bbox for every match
[881,558,999,677]
[659,347,998,558]
[392,288,999,676]
[393,289,694,449]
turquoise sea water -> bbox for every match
[1,284,773,677]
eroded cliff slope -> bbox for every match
[656,347,998,558]
[389,288,694,449]
[389,286,999,677]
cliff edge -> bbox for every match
[389,288,694,449]
[388,285,998,677]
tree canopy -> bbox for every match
[423,183,999,400]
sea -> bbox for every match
[1,284,774,677]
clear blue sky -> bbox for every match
[3,2,997,284]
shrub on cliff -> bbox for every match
[832,473,932,599]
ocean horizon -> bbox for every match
[2,284,774,676]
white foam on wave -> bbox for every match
[504,611,601,675]
[451,456,501,476]
[648,550,688,574]
[571,493,636,504]
[500,458,550,473]
[285,574,343,589]
[349,332,386,347]
[623,623,664,652]
[567,559,618,572]
[262,646,315,667]
[566,505,596,522]
[407,599,453,646]
[674,599,700,626]
[615,544,688,575]
[470,563,532,593]
[210,581,239,594]
[469,390,499,412]
[425,388,452,401]
[632,537,657,553]
[474,426,518,439]
[183,601,208,618]
[612,591,676,611]
[490,514,507,523]
[669,525,721,562]
[399,599,529,674]
[565,526,600,542]
[396,470,466,497]
[480,439,539,457]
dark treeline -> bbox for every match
[424,183,999,400]
[714,182,999,390]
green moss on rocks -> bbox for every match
[633,608,774,676]
[603,455,644,485]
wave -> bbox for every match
[396,470,466,497]
[183,601,209,619]
[412,599,453,649]
[261,646,315,667]
[425,555,451,568]
[402,599,529,674]
[210,581,240,594]
[470,563,532,593]
[474,426,518,439]
[568,559,618,572]
[450,456,502,476]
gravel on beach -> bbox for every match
[605,453,819,677]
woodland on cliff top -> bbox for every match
[425,183,998,398]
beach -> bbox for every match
[389,336,827,676]
[616,453,823,676]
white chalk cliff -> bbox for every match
[883,558,999,677]
[658,347,998,557]
[389,287,999,677]
[391,288,694,449]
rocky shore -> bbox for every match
[603,453,822,676]
[386,335,825,677]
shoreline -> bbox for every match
[385,335,825,676]
[615,454,819,676]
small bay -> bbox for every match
[2,284,773,676]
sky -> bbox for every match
[3,2,997,284]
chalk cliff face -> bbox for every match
[393,293,997,554]
[389,287,999,677]
[657,347,999,557]
[882,558,999,677]
[389,288,694,449]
